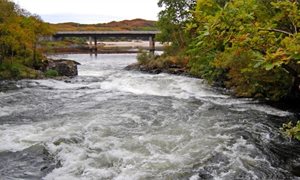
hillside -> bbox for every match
[50,18,158,31]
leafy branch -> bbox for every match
[281,121,300,141]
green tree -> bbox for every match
[157,0,196,52]
[257,1,300,99]
[0,0,52,68]
[21,15,53,67]
[186,0,300,100]
[0,0,19,63]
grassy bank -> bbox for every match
[131,51,299,108]
[125,51,188,75]
[0,59,43,80]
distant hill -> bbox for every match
[50,18,158,31]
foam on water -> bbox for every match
[0,53,297,179]
[30,79,89,90]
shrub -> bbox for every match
[137,51,154,64]
[281,121,300,141]
[10,66,20,78]
[45,69,59,78]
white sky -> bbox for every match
[13,0,161,24]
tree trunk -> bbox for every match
[0,53,2,65]
[0,45,3,65]
[290,76,300,99]
[282,64,300,102]
[33,41,36,67]
[10,47,13,65]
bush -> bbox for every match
[10,66,20,78]
[137,51,154,64]
[45,69,59,78]
[281,121,300,141]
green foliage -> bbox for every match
[136,50,189,73]
[157,0,196,52]
[44,69,59,78]
[182,0,300,100]
[137,51,155,64]
[0,60,41,79]
[0,0,53,79]
[281,121,300,141]
[153,0,300,100]
[10,65,20,78]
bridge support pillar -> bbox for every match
[149,36,155,54]
[94,37,97,53]
[89,36,93,52]
[89,36,97,54]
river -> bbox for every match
[0,54,300,180]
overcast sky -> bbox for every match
[13,0,161,24]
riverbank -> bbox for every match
[125,53,300,113]
[0,58,80,81]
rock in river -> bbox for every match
[43,59,81,77]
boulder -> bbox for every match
[43,59,80,77]
[125,62,187,75]
[124,63,140,71]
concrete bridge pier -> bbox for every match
[94,37,98,53]
[88,36,98,54]
[88,36,93,52]
[149,36,155,54]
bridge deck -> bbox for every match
[56,31,160,35]
[53,31,160,53]
[54,31,160,38]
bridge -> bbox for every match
[53,31,161,53]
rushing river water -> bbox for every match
[0,54,300,180]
